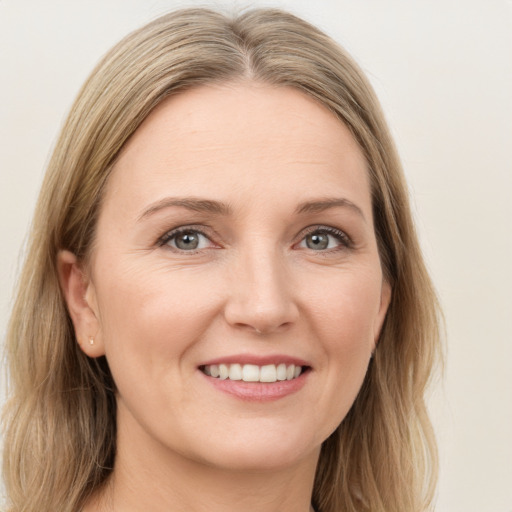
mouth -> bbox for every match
[200,363,307,383]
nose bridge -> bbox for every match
[224,239,298,334]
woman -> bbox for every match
[2,8,441,512]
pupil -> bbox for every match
[307,233,328,250]
[176,232,199,250]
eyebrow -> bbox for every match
[138,196,365,222]
[138,197,232,221]
[295,198,366,222]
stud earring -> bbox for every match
[89,336,95,345]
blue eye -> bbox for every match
[299,228,349,251]
[161,229,212,251]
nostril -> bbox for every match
[231,321,294,337]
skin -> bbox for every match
[59,82,391,512]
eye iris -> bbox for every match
[306,232,329,250]
[175,232,199,250]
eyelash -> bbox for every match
[158,225,215,253]
[157,225,352,253]
[298,225,352,252]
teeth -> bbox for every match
[260,364,277,383]
[219,364,229,380]
[228,363,242,381]
[202,363,304,383]
[276,363,287,381]
[242,364,260,382]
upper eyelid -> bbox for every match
[300,224,346,234]
[298,224,351,242]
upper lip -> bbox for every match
[199,354,311,368]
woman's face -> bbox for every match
[70,83,390,472]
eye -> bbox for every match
[298,227,350,251]
[160,228,214,251]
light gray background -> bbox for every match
[1,1,511,511]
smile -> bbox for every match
[201,363,304,383]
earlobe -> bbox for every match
[57,250,105,358]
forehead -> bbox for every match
[104,82,371,218]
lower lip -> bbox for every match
[200,370,309,402]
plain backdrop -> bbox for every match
[1,1,511,511]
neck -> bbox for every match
[85,413,319,512]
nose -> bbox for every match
[223,247,299,336]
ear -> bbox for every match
[57,250,105,358]
[372,279,392,349]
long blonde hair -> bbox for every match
[3,8,442,512]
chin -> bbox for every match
[185,423,324,473]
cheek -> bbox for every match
[304,264,383,345]
[94,261,222,368]
[304,266,383,426]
